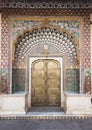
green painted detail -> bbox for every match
[66,69,79,93]
[12,69,25,92]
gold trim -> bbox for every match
[10,16,83,21]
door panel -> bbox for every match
[32,78,45,86]
[32,70,45,78]
[31,59,60,106]
[47,69,59,78]
[47,79,60,87]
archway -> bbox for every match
[12,26,80,95]
[14,26,79,67]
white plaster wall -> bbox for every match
[0,92,28,115]
[64,93,92,115]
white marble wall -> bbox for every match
[64,92,92,115]
[0,92,28,115]
[0,92,92,115]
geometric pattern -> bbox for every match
[1,13,9,68]
[0,9,91,94]
[14,27,79,68]
[82,16,90,68]
[0,14,1,67]
[49,20,80,40]
[83,68,91,93]
[12,20,43,41]
[0,0,92,9]
[12,19,80,41]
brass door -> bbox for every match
[31,59,60,106]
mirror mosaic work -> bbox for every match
[11,17,81,93]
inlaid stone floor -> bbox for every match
[28,106,64,112]
[0,106,92,120]
[27,106,65,117]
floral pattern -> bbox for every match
[49,20,80,39]
[12,19,80,41]
[12,20,43,40]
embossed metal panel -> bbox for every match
[31,59,60,106]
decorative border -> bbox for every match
[10,16,82,93]
[0,13,1,67]
[90,14,92,91]
[0,115,92,120]
[0,9,90,94]
[10,16,82,62]
[0,1,92,9]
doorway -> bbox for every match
[31,59,61,106]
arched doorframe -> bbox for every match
[28,56,64,108]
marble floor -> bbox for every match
[27,106,65,117]
[0,119,92,130]
[28,106,64,112]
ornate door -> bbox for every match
[31,59,60,106]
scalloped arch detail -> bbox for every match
[14,26,79,67]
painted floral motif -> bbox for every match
[49,20,80,39]
[12,20,43,40]
[12,19,80,41]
